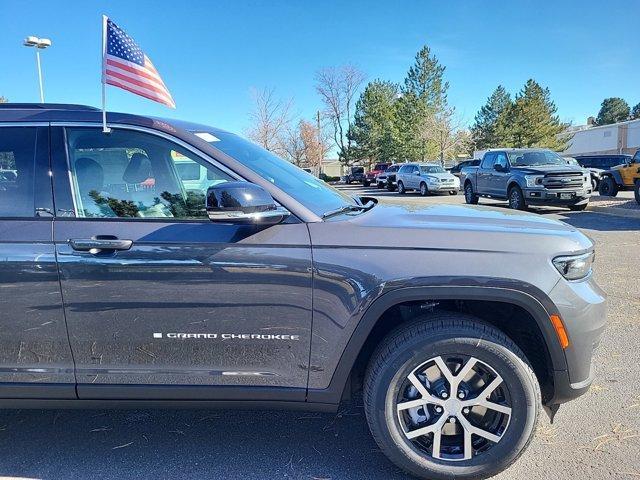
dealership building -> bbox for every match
[564,118,640,156]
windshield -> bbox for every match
[420,165,446,173]
[191,129,356,216]
[374,164,388,171]
[507,150,566,166]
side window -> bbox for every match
[494,152,508,169]
[65,128,234,220]
[412,165,419,174]
[0,127,37,217]
[481,153,495,169]
[399,165,408,174]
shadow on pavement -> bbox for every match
[0,404,408,480]
[551,211,640,232]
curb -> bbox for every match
[586,204,640,219]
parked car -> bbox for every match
[375,163,401,190]
[363,162,390,187]
[345,166,365,184]
[564,156,599,190]
[573,154,632,191]
[0,103,607,480]
[449,159,479,178]
[597,150,640,197]
[462,148,592,211]
[396,163,460,196]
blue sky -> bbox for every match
[1,0,638,134]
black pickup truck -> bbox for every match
[461,148,592,211]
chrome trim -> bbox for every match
[0,122,50,127]
[207,206,290,223]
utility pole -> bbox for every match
[316,110,322,176]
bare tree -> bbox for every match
[418,106,471,166]
[315,65,365,166]
[246,87,292,154]
[281,122,306,166]
[299,119,332,175]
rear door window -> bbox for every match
[0,127,38,217]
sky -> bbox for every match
[1,0,638,135]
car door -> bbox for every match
[405,165,418,189]
[51,125,313,401]
[476,153,495,194]
[0,125,75,398]
[489,152,510,196]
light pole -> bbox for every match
[23,36,52,103]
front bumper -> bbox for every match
[547,274,607,404]
[428,182,460,191]
[523,187,592,205]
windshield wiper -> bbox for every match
[322,200,375,219]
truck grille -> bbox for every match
[542,172,584,189]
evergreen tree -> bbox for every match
[349,80,399,166]
[394,45,449,161]
[0,96,7,103]
[501,80,569,151]
[596,97,630,125]
[471,86,511,149]
[631,102,640,120]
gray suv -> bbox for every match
[0,104,606,480]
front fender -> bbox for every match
[307,278,568,405]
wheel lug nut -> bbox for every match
[463,407,470,414]
[441,392,448,399]
[434,406,443,414]
[458,391,465,399]
[449,417,456,424]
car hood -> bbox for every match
[511,165,585,175]
[320,201,593,255]
[424,172,457,180]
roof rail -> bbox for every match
[0,103,100,111]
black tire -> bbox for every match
[508,185,526,210]
[635,180,640,205]
[419,182,429,197]
[377,182,385,189]
[387,182,396,192]
[464,182,479,205]
[363,313,540,480]
[598,176,619,197]
[363,180,371,187]
[569,203,588,211]
[591,177,598,192]
[398,181,406,195]
[449,190,458,195]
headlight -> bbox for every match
[525,175,544,188]
[427,176,438,183]
[553,252,594,280]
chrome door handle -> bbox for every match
[69,238,133,252]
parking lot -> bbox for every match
[0,188,638,480]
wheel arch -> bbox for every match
[307,282,567,406]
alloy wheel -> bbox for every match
[394,355,512,462]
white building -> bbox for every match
[564,118,640,156]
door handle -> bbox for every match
[69,237,133,253]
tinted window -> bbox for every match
[374,164,388,171]
[0,127,37,217]
[494,152,508,169]
[507,150,565,166]
[66,128,233,219]
[481,153,495,169]
[420,165,445,173]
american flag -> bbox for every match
[102,17,175,108]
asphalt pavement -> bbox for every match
[0,187,638,480]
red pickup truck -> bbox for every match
[363,163,390,187]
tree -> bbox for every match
[349,80,399,167]
[280,122,306,166]
[0,96,7,103]
[596,97,630,125]
[246,87,292,154]
[315,65,366,166]
[471,86,511,149]
[299,119,331,174]
[631,103,640,120]
[419,106,471,165]
[498,79,569,151]
[394,45,450,161]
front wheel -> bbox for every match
[364,314,540,480]
[598,176,619,197]
[508,186,526,210]
[363,180,371,187]
[419,182,429,197]
[387,182,396,192]
[569,203,588,211]
[377,182,385,189]
[398,181,406,194]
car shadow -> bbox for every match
[0,403,408,480]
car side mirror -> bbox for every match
[206,182,289,225]
[415,171,421,175]
[494,164,507,172]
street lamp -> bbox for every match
[23,36,52,103]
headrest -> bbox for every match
[123,152,152,184]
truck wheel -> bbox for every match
[635,180,640,205]
[387,182,396,192]
[398,181,406,194]
[591,177,598,191]
[569,203,588,211]
[598,177,618,197]
[377,182,385,189]
[419,182,429,196]
[464,183,479,205]
[508,186,526,210]
[363,314,540,480]
[363,180,371,187]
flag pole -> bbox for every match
[101,15,110,133]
